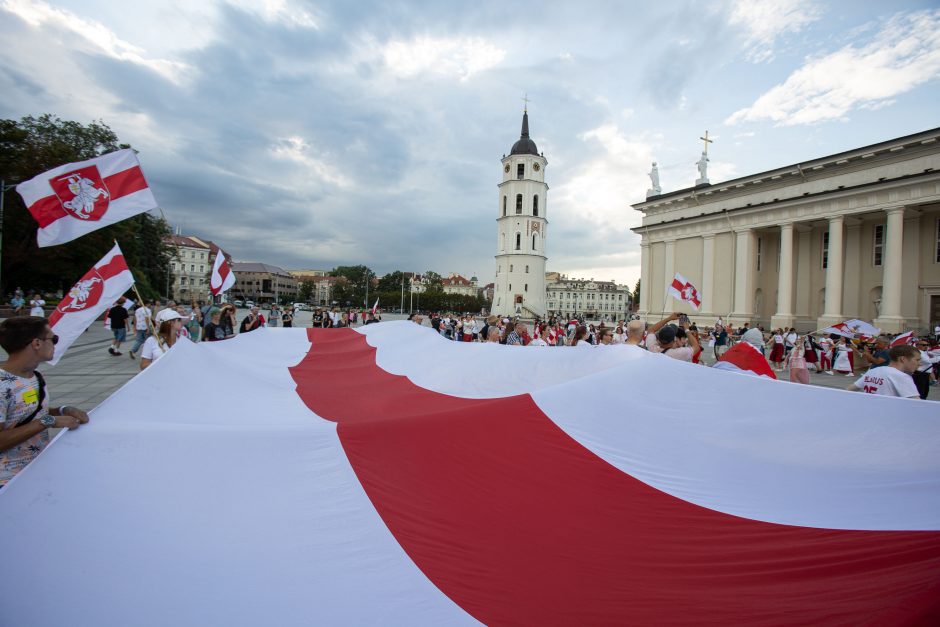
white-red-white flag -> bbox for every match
[890,331,915,347]
[209,250,235,296]
[371,298,379,315]
[667,273,701,310]
[48,243,134,365]
[16,149,158,248]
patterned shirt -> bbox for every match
[0,369,51,487]
[506,331,523,346]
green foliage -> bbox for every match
[298,281,315,303]
[422,270,442,287]
[328,265,374,307]
[633,279,641,305]
[377,270,406,293]
[0,114,173,298]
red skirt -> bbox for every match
[769,343,785,362]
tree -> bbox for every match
[329,265,373,307]
[423,270,443,287]
[298,281,315,303]
[377,270,406,293]
[633,279,641,306]
[0,114,173,298]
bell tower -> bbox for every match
[493,108,548,319]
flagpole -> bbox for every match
[114,239,164,351]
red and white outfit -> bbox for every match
[769,334,785,363]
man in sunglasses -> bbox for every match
[0,316,89,488]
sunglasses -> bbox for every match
[40,334,59,345]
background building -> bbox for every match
[632,127,940,333]
[166,234,231,303]
[231,263,298,304]
[493,109,548,319]
[441,273,478,296]
[545,274,633,320]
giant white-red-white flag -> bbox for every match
[2,323,939,625]
[667,272,701,310]
[209,249,235,296]
[16,149,158,247]
[47,243,134,365]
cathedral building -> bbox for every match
[632,127,940,334]
[493,110,548,318]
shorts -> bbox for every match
[112,328,127,342]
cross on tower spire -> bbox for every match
[522,93,531,113]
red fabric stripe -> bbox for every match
[289,329,940,625]
[28,166,148,228]
[97,254,130,281]
[670,278,683,292]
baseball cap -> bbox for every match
[155,309,183,323]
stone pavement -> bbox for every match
[2,313,936,411]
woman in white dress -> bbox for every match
[831,337,855,376]
[140,309,183,371]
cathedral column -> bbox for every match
[730,229,756,322]
[639,240,651,316]
[662,239,676,314]
[817,215,844,328]
[874,207,906,333]
[771,223,795,329]
[700,234,715,317]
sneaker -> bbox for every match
[113,350,123,356]
[108,347,116,355]
[129,351,135,359]
[823,371,833,375]
[844,373,854,377]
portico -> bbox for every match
[632,128,940,334]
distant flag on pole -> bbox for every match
[822,319,881,338]
[371,298,379,315]
[16,149,158,247]
[209,250,235,296]
[890,331,915,347]
[667,273,701,310]
[48,243,134,365]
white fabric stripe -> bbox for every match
[358,322,940,530]
[0,330,477,626]
[16,149,141,205]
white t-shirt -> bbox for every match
[773,334,784,345]
[853,367,919,399]
[529,338,548,347]
[135,307,151,331]
[140,336,168,363]
[29,299,45,316]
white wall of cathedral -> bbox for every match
[493,254,546,315]
[640,205,940,332]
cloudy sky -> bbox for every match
[2,0,939,286]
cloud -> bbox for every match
[379,35,505,81]
[227,0,318,29]
[1,0,192,84]
[727,9,940,125]
[728,0,822,63]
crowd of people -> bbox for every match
[404,311,940,401]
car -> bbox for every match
[245,301,255,308]
[233,300,244,308]
[293,303,310,311]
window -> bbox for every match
[873,224,884,266]
[502,196,507,216]
[515,233,521,250]
[525,284,528,292]
[517,163,524,179]
[822,231,829,269]
[756,237,762,271]
[510,264,513,272]
[533,195,539,216]
[532,234,537,250]
[199,265,204,272]
[516,194,523,214]
[190,264,195,272]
